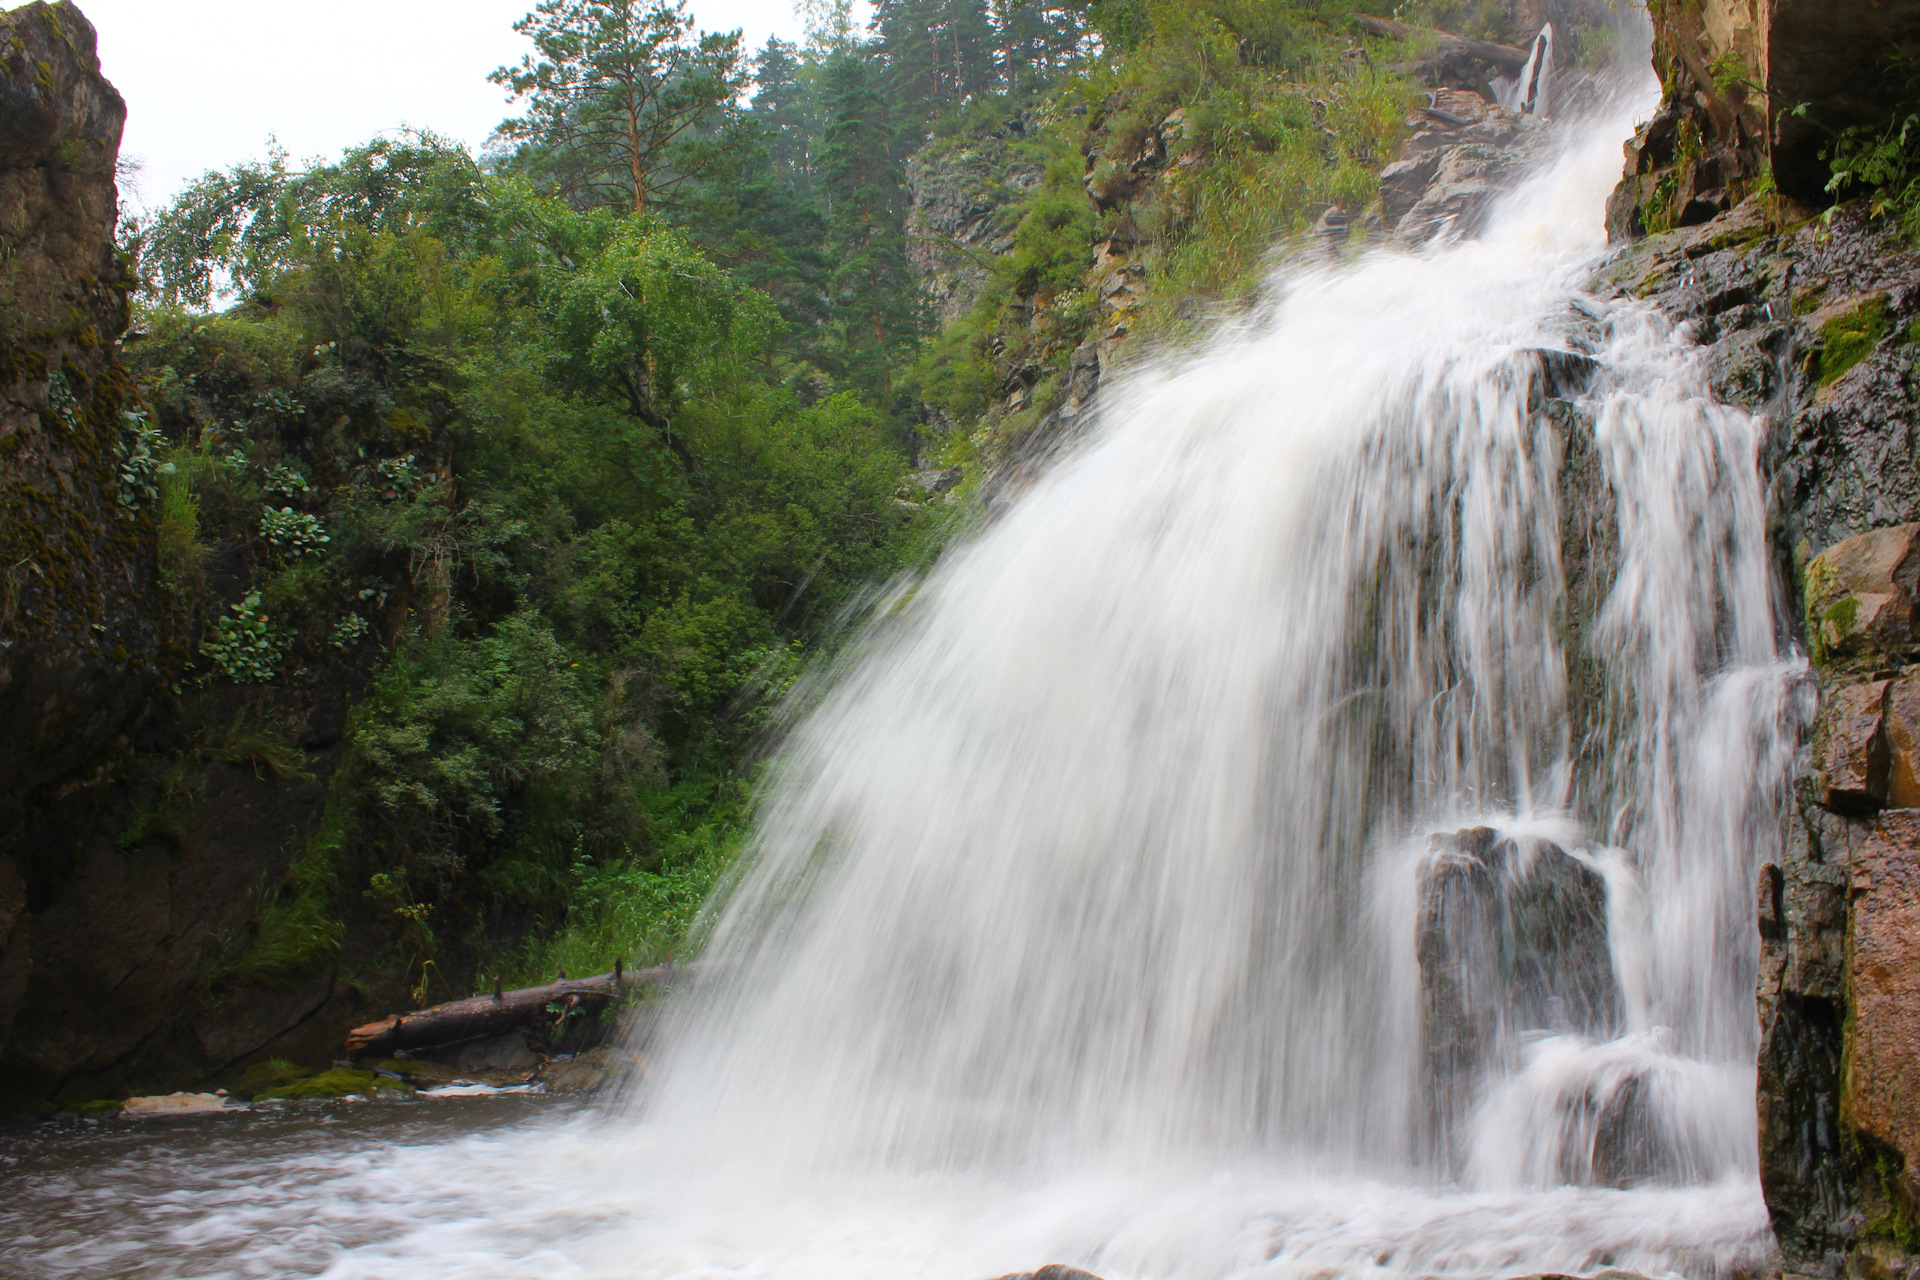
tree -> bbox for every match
[749,37,819,193]
[491,0,747,213]
[533,209,781,466]
[814,52,925,414]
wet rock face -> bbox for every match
[1378,90,1550,246]
[1607,189,1920,1267]
[1607,0,1920,234]
[1591,199,1920,561]
[1416,827,1615,1162]
[906,130,1042,328]
[1756,802,1856,1263]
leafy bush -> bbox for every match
[263,464,310,497]
[1828,110,1920,236]
[261,506,331,557]
[201,592,289,683]
[114,408,175,510]
[46,370,80,431]
[330,611,370,650]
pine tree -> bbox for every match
[815,51,924,415]
[491,0,746,213]
[750,37,819,194]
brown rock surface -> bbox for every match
[1885,680,1920,810]
[1804,525,1920,673]
[1848,813,1920,1215]
[1814,679,1892,815]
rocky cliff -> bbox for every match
[1597,0,1920,1268]
[1609,0,1920,237]
[0,2,401,1108]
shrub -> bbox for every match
[202,591,289,683]
[261,506,331,557]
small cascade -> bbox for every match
[1496,25,1556,117]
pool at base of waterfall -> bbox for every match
[0,1101,1771,1280]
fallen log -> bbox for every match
[1354,15,1531,75]
[343,960,691,1058]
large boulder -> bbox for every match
[1608,0,1920,236]
[1804,525,1920,675]
[1416,827,1616,1161]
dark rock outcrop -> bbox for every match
[0,3,379,1107]
[1417,827,1615,1163]
[1608,0,1920,238]
[1598,141,1920,1264]
[906,128,1042,327]
[0,0,164,1079]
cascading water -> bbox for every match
[0,61,1810,1280]
[626,73,1804,1278]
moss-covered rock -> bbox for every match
[255,1068,413,1101]
[227,1058,313,1101]
[1812,295,1892,388]
[1803,525,1920,675]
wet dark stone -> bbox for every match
[1417,827,1616,1164]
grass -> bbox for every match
[494,774,751,988]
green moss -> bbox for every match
[65,1098,125,1118]
[255,1068,414,1101]
[1813,296,1892,387]
[1861,1138,1920,1252]
[228,1058,312,1100]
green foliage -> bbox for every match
[912,0,1415,426]
[490,0,747,213]
[499,772,750,985]
[209,713,311,780]
[353,611,607,855]
[114,407,174,510]
[130,133,492,309]
[122,0,1414,1004]
[261,506,330,557]
[1827,111,1920,237]
[45,369,79,430]
[210,803,347,987]
[201,592,289,683]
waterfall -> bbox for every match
[8,64,1806,1280]
[625,77,1800,1280]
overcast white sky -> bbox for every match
[58,0,869,212]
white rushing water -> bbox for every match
[0,67,1807,1280]
[618,72,1802,1280]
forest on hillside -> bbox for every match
[119,0,1499,998]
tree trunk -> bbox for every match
[343,962,691,1058]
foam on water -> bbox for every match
[0,63,1806,1280]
